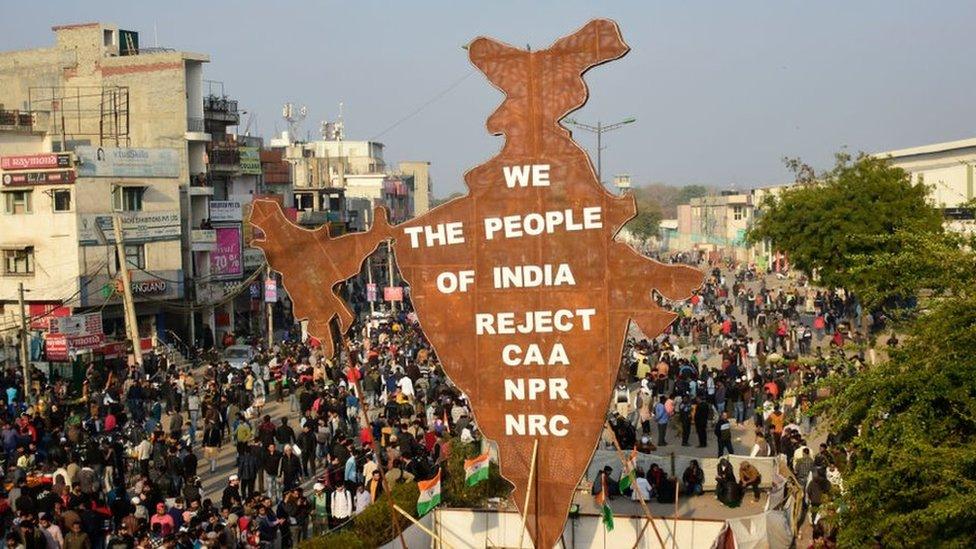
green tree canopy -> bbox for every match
[747,153,944,295]
[676,184,709,204]
[625,195,663,244]
[814,288,976,547]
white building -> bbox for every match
[875,137,976,231]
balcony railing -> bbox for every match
[204,96,238,114]
[0,109,40,131]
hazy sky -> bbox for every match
[3,1,974,197]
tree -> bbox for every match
[676,184,708,205]
[746,153,944,293]
[813,288,976,547]
[625,196,663,245]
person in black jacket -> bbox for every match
[280,445,303,491]
[237,443,260,500]
[222,475,242,509]
[693,396,710,448]
[263,443,283,500]
[297,423,317,477]
[275,418,296,449]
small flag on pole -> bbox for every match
[619,448,638,493]
[464,452,490,486]
[594,473,614,531]
[416,468,442,517]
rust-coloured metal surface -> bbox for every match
[250,19,702,549]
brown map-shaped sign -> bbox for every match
[250,18,702,549]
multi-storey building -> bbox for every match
[0,22,209,363]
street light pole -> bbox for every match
[564,116,636,185]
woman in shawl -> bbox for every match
[716,458,743,507]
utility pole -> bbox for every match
[266,264,274,348]
[564,116,636,185]
[112,215,143,366]
[366,257,375,315]
[386,239,397,312]
[17,283,30,403]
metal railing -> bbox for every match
[0,109,36,130]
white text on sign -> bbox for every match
[474,308,596,335]
[484,207,602,240]
[503,164,550,188]
[403,222,465,249]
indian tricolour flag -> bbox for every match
[464,453,490,486]
[416,468,442,516]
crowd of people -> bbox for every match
[0,257,864,549]
[603,260,860,546]
[0,302,481,548]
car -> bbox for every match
[224,344,255,370]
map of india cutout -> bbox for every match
[250,18,703,549]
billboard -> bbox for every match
[49,311,103,337]
[239,147,262,175]
[2,170,75,186]
[264,278,277,302]
[210,225,243,279]
[75,146,180,178]
[28,303,70,331]
[210,200,243,222]
[78,211,181,246]
[246,20,704,549]
[1,153,72,171]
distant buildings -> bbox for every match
[665,137,976,268]
[0,21,431,371]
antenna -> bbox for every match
[320,101,345,141]
[282,102,308,143]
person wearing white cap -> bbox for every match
[311,483,329,536]
[222,475,241,510]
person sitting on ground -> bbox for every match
[631,468,653,502]
[716,458,743,508]
[681,459,704,496]
[738,460,762,501]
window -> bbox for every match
[3,191,32,214]
[113,186,144,211]
[113,244,145,274]
[53,189,72,212]
[294,192,314,211]
[3,247,34,275]
[733,205,745,221]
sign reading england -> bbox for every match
[249,20,702,549]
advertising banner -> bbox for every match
[49,311,103,337]
[78,211,181,246]
[383,286,403,302]
[1,153,72,171]
[264,278,277,302]
[240,147,262,175]
[210,200,243,222]
[210,225,244,279]
[28,303,70,331]
[45,332,107,361]
[366,283,377,302]
[75,146,180,178]
[2,170,75,186]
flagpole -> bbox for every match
[603,421,666,549]
[672,473,680,549]
[392,504,456,549]
[518,438,539,549]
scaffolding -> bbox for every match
[27,85,130,148]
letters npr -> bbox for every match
[415,165,596,437]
